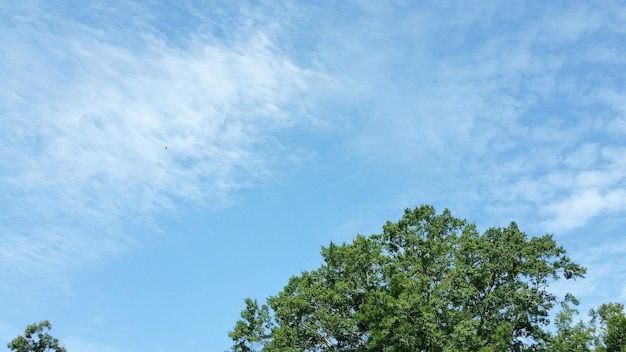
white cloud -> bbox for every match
[538,143,626,232]
[316,1,626,235]
[543,188,622,232]
[564,239,626,307]
[0,3,320,277]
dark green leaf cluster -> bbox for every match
[229,205,590,351]
[7,321,67,352]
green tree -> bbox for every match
[590,303,626,352]
[543,294,594,352]
[228,205,586,351]
[7,321,67,352]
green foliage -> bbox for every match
[7,321,67,352]
[544,295,594,352]
[229,298,273,352]
[228,205,587,351]
[590,303,626,352]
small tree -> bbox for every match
[545,295,594,352]
[7,321,67,352]
[590,303,626,352]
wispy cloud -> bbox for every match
[0,2,320,277]
[306,1,626,234]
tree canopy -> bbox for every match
[228,205,597,351]
[7,321,67,352]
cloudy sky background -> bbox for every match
[2,1,626,350]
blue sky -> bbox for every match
[1,1,626,350]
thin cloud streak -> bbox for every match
[0,3,320,276]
